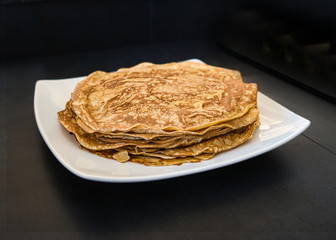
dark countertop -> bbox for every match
[1,41,336,239]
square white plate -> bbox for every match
[34,59,310,182]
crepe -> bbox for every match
[58,106,259,150]
[58,61,259,166]
[87,120,259,166]
[70,61,257,133]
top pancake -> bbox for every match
[70,61,258,133]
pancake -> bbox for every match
[70,61,257,133]
[58,61,259,166]
[58,106,259,150]
[86,120,259,165]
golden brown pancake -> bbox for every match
[58,106,258,150]
[58,61,259,166]
[70,61,257,133]
[85,120,259,165]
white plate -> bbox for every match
[34,59,310,183]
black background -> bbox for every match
[2,0,336,61]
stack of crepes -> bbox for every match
[58,61,259,166]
